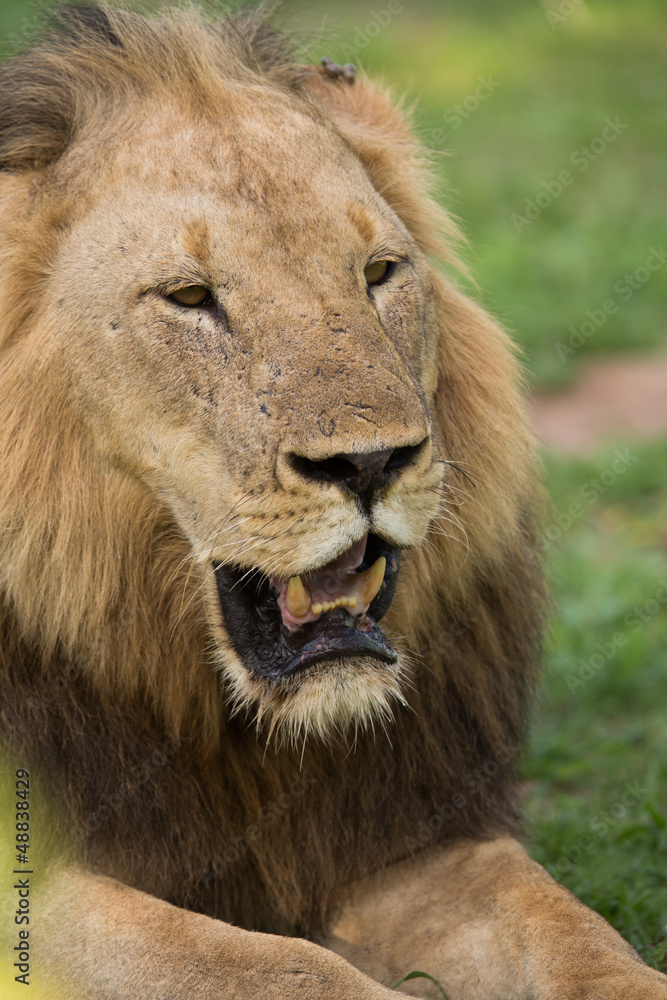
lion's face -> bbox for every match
[41,88,445,737]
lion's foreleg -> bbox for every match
[35,865,406,1000]
[325,837,667,999]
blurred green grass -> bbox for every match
[527,439,667,968]
[1,0,666,974]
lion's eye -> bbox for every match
[168,285,212,307]
[364,260,394,286]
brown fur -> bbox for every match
[0,1,545,945]
[327,838,667,999]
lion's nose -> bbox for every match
[288,440,427,498]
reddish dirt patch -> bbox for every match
[531,354,667,455]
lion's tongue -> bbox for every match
[273,535,386,629]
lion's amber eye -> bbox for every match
[364,260,393,286]
[168,285,212,307]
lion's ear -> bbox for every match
[300,67,462,268]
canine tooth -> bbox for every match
[286,576,311,617]
[312,602,323,616]
[360,556,386,605]
[348,596,357,609]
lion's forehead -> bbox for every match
[70,91,377,232]
[58,120,406,303]
[56,147,413,326]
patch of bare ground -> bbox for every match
[531,353,667,455]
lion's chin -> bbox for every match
[216,650,409,747]
[207,532,409,743]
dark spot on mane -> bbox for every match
[54,3,123,48]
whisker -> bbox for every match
[436,459,485,488]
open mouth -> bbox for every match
[213,533,401,680]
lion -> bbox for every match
[0,4,664,998]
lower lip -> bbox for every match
[253,611,398,679]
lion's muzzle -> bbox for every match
[211,443,434,679]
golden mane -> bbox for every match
[0,3,546,935]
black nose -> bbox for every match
[288,441,426,499]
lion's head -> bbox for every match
[0,5,541,755]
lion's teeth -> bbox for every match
[304,571,382,620]
[360,556,386,605]
[286,576,311,617]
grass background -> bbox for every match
[1,0,666,975]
